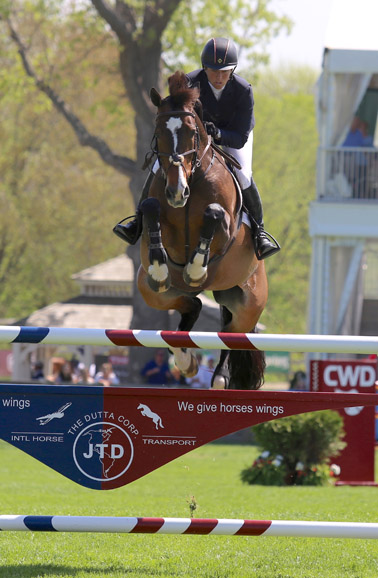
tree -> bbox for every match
[0,0,291,376]
[252,68,318,334]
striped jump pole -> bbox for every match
[1,325,378,354]
[1,516,378,539]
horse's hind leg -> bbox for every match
[213,273,267,389]
[183,203,225,287]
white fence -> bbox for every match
[318,147,378,200]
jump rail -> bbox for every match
[1,515,378,539]
[2,325,378,354]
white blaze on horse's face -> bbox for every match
[165,116,190,208]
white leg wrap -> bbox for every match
[148,262,169,282]
[171,348,198,378]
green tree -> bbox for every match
[0,16,131,316]
[252,67,318,333]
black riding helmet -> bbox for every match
[201,37,238,70]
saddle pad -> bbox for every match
[242,210,251,229]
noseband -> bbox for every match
[146,110,212,182]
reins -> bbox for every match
[143,110,212,182]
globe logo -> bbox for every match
[73,421,134,482]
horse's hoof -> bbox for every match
[182,267,207,288]
[212,375,228,389]
[173,349,198,377]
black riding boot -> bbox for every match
[113,171,154,245]
[242,179,280,260]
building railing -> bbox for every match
[317,147,378,201]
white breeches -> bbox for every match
[222,130,253,190]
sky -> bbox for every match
[266,0,378,71]
[267,0,333,70]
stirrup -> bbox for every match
[113,215,142,245]
[255,229,281,260]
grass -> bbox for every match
[1,442,378,577]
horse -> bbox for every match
[137,71,268,389]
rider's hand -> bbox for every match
[204,122,221,141]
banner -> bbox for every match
[310,360,377,485]
[1,384,377,490]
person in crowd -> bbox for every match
[187,353,215,389]
[74,363,95,385]
[94,362,120,387]
[289,370,307,391]
[114,37,280,261]
[31,360,45,382]
[141,349,175,385]
[48,360,74,385]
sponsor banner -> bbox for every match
[1,384,377,490]
[310,360,377,485]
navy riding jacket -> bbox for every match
[186,69,255,149]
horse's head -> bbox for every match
[150,72,206,208]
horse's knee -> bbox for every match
[140,197,160,223]
[202,203,225,237]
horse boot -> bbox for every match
[242,179,281,260]
[113,171,154,245]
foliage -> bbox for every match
[252,82,318,333]
[164,0,292,73]
[0,11,134,318]
[241,411,346,486]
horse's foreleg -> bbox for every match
[140,198,171,293]
[170,296,202,378]
[183,203,225,287]
[137,267,201,378]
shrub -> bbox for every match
[240,411,346,486]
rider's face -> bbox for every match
[204,67,232,90]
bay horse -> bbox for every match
[137,71,268,389]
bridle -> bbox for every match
[145,110,213,183]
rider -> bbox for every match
[114,37,280,260]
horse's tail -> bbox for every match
[228,349,266,390]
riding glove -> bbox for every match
[204,122,221,141]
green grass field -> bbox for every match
[1,441,378,578]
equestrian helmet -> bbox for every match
[201,37,238,70]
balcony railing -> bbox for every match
[317,147,378,201]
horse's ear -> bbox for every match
[150,87,162,107]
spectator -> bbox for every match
[289,371,307,391]
[48,360,74,385]
[141,349,175,385]
[31,360,45,382]
[95,362,120,387]
[187,354,214,389]
[74,363,95,385]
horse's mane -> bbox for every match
[167,71,200,110]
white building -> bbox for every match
[308,0,378,358]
